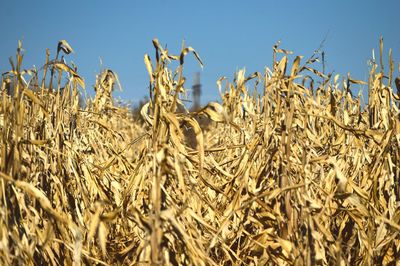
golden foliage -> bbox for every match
[0,39,400,265]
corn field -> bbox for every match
[0,39,400,265]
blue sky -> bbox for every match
[1,0,399,105]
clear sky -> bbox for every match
[1,0,399,105]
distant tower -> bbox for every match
[192,72,201,111]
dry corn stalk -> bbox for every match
[0,39,399,265]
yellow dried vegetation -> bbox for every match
[0,38,400,265]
